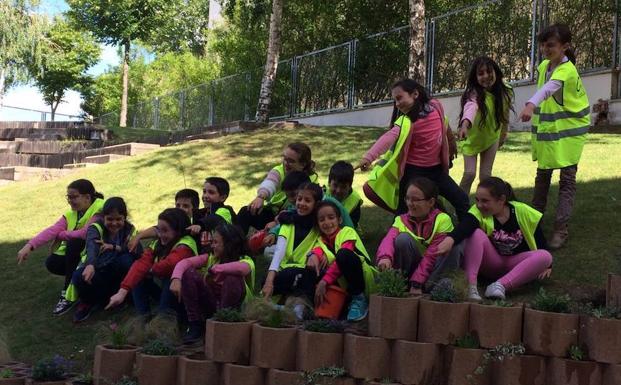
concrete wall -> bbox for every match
[293,70,616,130]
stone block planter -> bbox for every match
[603,363,621,385]
[136,353,178,385]
[362,381,401,385]
[417,299,470,344]
[491,354,546,385]
[445,346,490,385]
[265,369,302,385]
[343,334,390,380]
[546,357,602,385]
[25,381,66,385]
[221,364,263,385]
[296,330,343,372]
[579,315,621,364]
[205,320,253,364]
[92,344,139,385]
[522,308,578,357]
[469,303,523,348]
[368,295,419,341]
[176,353,219,385]
[391,340,442,385]
[607,273,621,308]
[0,378,25,385]
[251,324,297,370]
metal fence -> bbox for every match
[96,0,619,131]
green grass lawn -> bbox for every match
[0,126,620,367]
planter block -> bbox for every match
[205,320,253,364]
[221,364,263,385]
[296,330,343,371]
[136,354,178,385]
[546,358,602,385]
[603,364,621,385]
[25,381,66,385]
[445,347,490,385]
[251,324,297,370]
[343,334,390,380]
[391,340,442,385]
[265,369,302,385]
[310,378,355,385]
[491,355,546,385]
[176,354,219,385]
[0,378,25,385]
[607,273,621,308]
[523,308,578,357]
[369,295,419,340]
[92,345,138,385]
[363,382,401,385]
[417,299,470,344]
[469,303,523,348]
[579,315,621,364]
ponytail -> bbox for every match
[537,23,576,64]
[478,176,517,204]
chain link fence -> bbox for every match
[96,0,619,131]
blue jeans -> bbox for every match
[72,252,135,306]
[131,276,185,317]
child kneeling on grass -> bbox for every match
[169,223,255,344]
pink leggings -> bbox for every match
[463,229,552,290]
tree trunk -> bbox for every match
[408,0,426,82]
[119,40,131,127]
[255,0,284,124]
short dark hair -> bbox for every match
[328,161,354,185]
[67,179,103,202]
[205,177,230,197]
[282,171,311,192]
[102,197,128,217]
[175,189,200,209]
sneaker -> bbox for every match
[53,294,75,316]
[467,285,482,302]
[73,303,94,323]
[293,304,305,321]
[485,282,506,300]
[183,321,204,345]
[549,229,568,250]
[347,294,369,322]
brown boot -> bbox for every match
[549,223,569,250]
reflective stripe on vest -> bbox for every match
[366,115,410,211]
[531,60,589,169]
[55,198,105,256]
[391,213,454,254]
[468,202,542,251]
[278,224,320,269]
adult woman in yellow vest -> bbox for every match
[106,208,198,318]
[237,142,318,235]
[170,224,255,344]
[261,183,324,319]
[71,197,141,323]
[519,24,590,250]
[437,177,553,301]
[312,201,377,321]
[16,179,104,315]
[358,79,469,219]
[376,177,458,295]
[457,56,514,195]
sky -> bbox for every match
[0,0,120,121]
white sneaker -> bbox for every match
[468,285,482,302]
[485,282,506,299]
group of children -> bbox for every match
[18,23,586,343]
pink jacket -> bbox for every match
[171,254,251,281]
[27,215,101,250]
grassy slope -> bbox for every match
[0,126,620,365]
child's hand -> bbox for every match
[377,258,392,271]
[457,126,468,141]
[518,103,535,122]
[315,280,327,305]
[186,224,201,235]
[262,234,276,247]
[169,278,182,302]
[249,196,265,215]
[538,268,552,280]
[261,282,274,299]
[82,265,95,284]
[306,254,326,276]
[17,244,32,265]
[356,159,371,172]
[96,239,115,252]
[106,289,128,310]
[436,237,455,255]
[128,236,141,253]
[264,221,277,230]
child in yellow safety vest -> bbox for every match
[170,223,255,344]
[324,161,363,228]
[457,56,514,195]
[518,24,590,250]
[312,201,377,321]
[16,179,104,316]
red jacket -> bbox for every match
[121,245,193,290]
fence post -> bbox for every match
[428,20,436,94]
[154,97,160,130]
[347,39,357,110]
[245,72,251,121]
[209,81,215,126]
[290,57,298,117]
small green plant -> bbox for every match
[302,366,347,385]
[32,355,73,381]
[213,307,246,322]
[141,338,177,356]
[568,345,585,361]
[589,306,621,319]
[470,343,526,382]
[243,298,296,328]
[531,288,572,313]
[113,376,138,385]
[303,319,346,333]
[96,317,145,347]
[72,372,94,384]
[482,299,515,307]
[375,269,408,297]
[0,369,14,378]
[455,333,480,349]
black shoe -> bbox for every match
[73,303,94,323]
[182,321,204,345]
[53,295,75,316]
